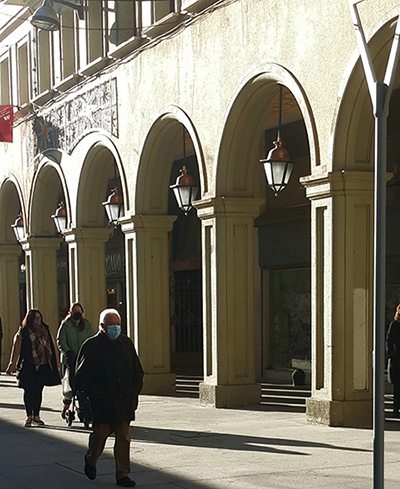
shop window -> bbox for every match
[265,268,311,371]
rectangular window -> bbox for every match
[0,55,11,105]
[37,30,52,94]
[86,0,104,63]
[59,9,77,79]
[17,41,30,106]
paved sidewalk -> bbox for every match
[0,372,399,489]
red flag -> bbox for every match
[0,105,13,142]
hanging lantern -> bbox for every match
[11,212,25,242]
[51,201,67,234]
[260,85,294,196]
[170,166,198,215]
[102,187,123,226]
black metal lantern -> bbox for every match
[102,187,123,226]
[51,201,67,234]
[260,85,294,196]
[11,212,25,242]
[170,166,198,215]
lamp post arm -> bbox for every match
[383,15,400,109]
[348,0,377,102]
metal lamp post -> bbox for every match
[348,1,400,487]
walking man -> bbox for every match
[75,308,144,487]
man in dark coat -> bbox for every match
[75,308,144,487]
[386,304,400,418]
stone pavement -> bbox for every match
[0,372,399,489]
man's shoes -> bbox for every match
[24,416,32,427]
[84,456,96,480]
[116,477,136,487]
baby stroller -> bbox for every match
[62,368,93,429]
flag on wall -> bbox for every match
[0,105,13,143]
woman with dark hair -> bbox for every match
[57,302,94,418]
[5,309,61,426]
[387,304,400,418]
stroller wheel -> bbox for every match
[65,409,75,427]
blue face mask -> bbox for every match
[107,325,121,340]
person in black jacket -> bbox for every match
[5,309,61,426]
[75,308,144,488]
[386,304,400,418]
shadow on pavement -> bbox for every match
[130,425,371,455]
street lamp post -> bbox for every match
[348,1,400,488]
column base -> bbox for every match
[306,398,372,427]
[142,373,176,395]
[199,383,260,408]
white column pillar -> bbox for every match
[121,215,176,395]
[22,237,61,336]
[195,197,263,408]
[64,228,110,327]
[302,171,374,426]
[0,244,21,369]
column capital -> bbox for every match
[300,170,374,200]
[63,227,111,244]
[0,243,22,255]
[194,197,264,219]
[120,214,176,234]
[21,236,62,252]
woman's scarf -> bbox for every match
[28,324,53,369]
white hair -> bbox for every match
[99,308,121,326]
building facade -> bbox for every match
[1,0,400,426]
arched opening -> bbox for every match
[30,161,70,328]
[77,142,127,332]
[216,69,315,396]
[0,179,26,369]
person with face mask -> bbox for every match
[75,308,144,488]
[57,302,95,418]
[5,309,61,426]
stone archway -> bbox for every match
[0,177,26,370]
[128,107,205,394]
[24,159,69,336]
[196,65,315,407]
[67,135,128,330]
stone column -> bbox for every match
[121,215,176,395]
[0,244,21,369]
[195,197,263,408]
[64,228,110,327]
[302,171,374,426]
[22,237,61,336]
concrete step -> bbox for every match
[175,375,202,397]
[260,383,310,412]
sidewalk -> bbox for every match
[0,372,399,489]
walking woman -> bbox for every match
[5,309,61,426]
[386,304,400,418]
[57,302,94,419]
